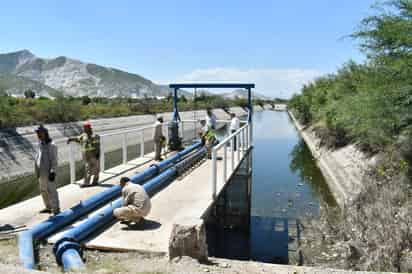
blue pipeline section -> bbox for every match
[53,147,207,271]
[19,142,201,269]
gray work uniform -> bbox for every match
[76,133,100,185]
[113,183,151,221]
[152,121,164,161]
[34,142,60,212]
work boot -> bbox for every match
[120,220,131,225]
[52,209,61,216]
[39,208,52,214]
[80,184,91,188]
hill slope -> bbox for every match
[0,50,172,97]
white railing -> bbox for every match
[210,122,251,199]
[67,118,249,185]
[68,123,169,184]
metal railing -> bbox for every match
[67,118,249,185]
[210,122,251,199]
[68,123,170,184]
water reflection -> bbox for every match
[207,111,336,264]
[289,140,337,207]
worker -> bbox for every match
[229,113,240,151]
[153,117,165,161]
[34,125,60,215]
[113,177,151,225]
[67,121,100,187]
[205,108,217,130]
[199,120,217,159]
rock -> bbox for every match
[169,217,208,262]
[400,251,412,273]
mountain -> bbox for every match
[0,73,60,97]
[222,89,271,100]
[0,50,173,98]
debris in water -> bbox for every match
[298,183,304,187]
[288,199,294,207]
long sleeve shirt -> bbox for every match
[206,114,217,129]
[34,142,58,178]
[153,121,163,142]
[122,183,151,216]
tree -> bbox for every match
[167,92,173,102]
[81,96,92,105]
[24,89,36,99]
[180,95,188,103]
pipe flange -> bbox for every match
[54,239,82,266]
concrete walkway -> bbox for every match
[47,147,250,253]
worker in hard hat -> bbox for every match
[67,121,101,187]
[199,119,217,159]
[35,125,60,215]
[114,177,151,225]
[153,117,165,161]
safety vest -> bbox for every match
[77,133,100,158]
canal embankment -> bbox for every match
[288,110,412,273]
[288,110,372,208]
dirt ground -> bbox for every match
[0,238,393,274]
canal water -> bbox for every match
[207,110,336,264]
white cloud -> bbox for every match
[172,67,323,99]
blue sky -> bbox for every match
[0,0,377,98]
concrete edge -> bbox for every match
[288,110,356,209]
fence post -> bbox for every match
[69,143,76,184]
[140,130,144,157]
[247,124,250,149]
[100,137,105,172]
[237,132,240,163]
[212,149,217,199]
[181,121,185,142]
[122,133,127,164]
[223,145,227,182]
[242,128,246,156]
[231,137,235,171]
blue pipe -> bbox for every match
[54,147,207,271]
[19,142,201,269]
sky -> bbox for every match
[0,0,377,98]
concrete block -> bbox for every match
[169,217,208,262]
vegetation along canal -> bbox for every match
[207,110,337,265]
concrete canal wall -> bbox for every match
[288,110,373,208]
[0,106,263,182]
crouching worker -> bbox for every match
[114,177,151,225]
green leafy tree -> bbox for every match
[81,95,92,105]
[24,89,36,99]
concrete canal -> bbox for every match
[206,110,337,264]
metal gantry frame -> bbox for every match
[169,83,255,143]
[169,83,255,199]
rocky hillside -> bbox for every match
[222,89,270,100]
[0,50,172,97]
